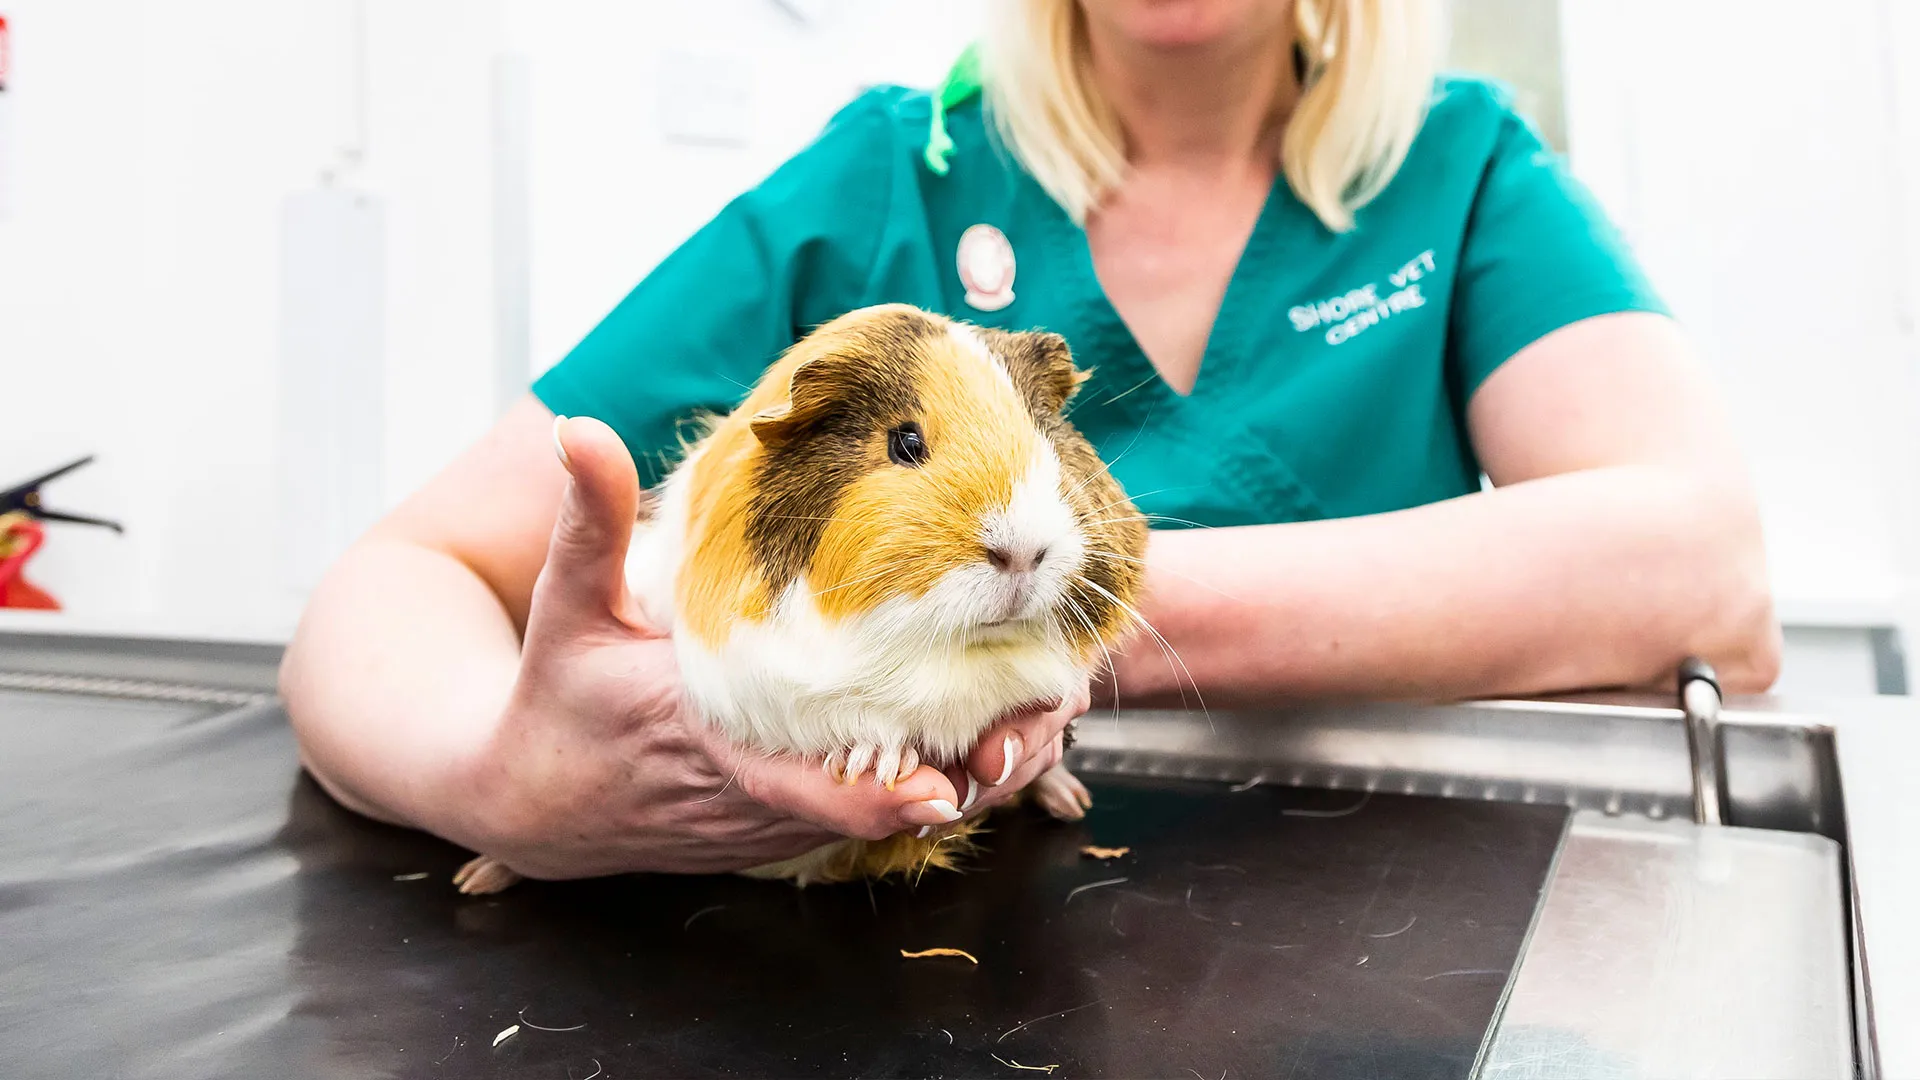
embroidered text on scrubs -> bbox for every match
[1289,249,1438,346]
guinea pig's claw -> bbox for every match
[824,742,919,789]
[876,745,918,791]
[844,743,877,785]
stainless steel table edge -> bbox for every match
[1470,810,1577,1079]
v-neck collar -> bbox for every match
[1035,172,1308,427]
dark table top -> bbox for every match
[0,689,1568,1079]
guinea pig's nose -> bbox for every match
[986,543,1047,575]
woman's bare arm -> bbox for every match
[279,398,567,834]
[1113,312,1781,705]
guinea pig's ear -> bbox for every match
[749,354,840,446]
[988,329,1089,417]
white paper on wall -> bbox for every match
[277,186,386,596]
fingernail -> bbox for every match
[551,415,573,471]
[916,825,933,839]
[960,775,980,812]
[995,734,1021,786]
[901,798,962,827]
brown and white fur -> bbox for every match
[455,304,1147,892]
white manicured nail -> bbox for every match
[994,734,1020,786]
[551,415,573,471]
[917,825,933,839]
[960,775,980,812]
[902,798,961,827]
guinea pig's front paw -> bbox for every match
[452,855,524,895]
[823,741,920,791]
[1031,764,1094,821]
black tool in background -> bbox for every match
[1,455,123,532]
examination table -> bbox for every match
[1,631,1912,1078]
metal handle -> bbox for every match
[1679,657,1724,826]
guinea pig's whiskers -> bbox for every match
[1080,578,1212,734]
[694,762,743,804]
[762,513,880,527]
[811,565,905,597]
[1064,404,1157,502]
[1079,485,1188,517]
[1084,549,1245,604]
[1060,595,1123,725]
[1082,513,1217,531]
[1093,372,1163,409]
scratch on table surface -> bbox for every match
[1183,884,1217,923]
[1064,877,1127,905]
[569,1060,603,1080]
[1189,862,1247,874]
[434,1034,464,1065]
[1366,914,1417,939]
[1282,791,1372,818]
[992,1053,1059,1073]
[518,1008,587,1032]
[1421,968,1507,981]
[996,999,1103,1043]
[683,904,728,931]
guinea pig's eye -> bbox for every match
[887,422,930,467]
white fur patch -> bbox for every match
[975,442,1084,618]
[623,446,699,631]
[947,322,1014,391]
[673,577,1081,766]
[626,400,1090,771]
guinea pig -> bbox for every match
[454,303,1148,894]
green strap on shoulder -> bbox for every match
[925,42,984,176]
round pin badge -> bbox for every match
[957,223,1016,312]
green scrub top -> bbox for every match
[533,74,1665,529]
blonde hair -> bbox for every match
[980,0,1438,232]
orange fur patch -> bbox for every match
[737,820,982,886]
[675,305,1065,643]
[808,329,1037,621]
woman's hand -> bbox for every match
[457,417,1087,880]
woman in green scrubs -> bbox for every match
[281,0,1779,880]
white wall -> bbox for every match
[0,0,355,639]
[519,0,984,376]
[0,0,978,640]
[1559,0,1920,673]
[4,0,1919,698]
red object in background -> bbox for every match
[0,518,60,610]
[0,15,12,91]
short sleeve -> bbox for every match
[532,90,902,485]
[1447,86,1669,400]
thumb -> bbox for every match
[531,415,647,635]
